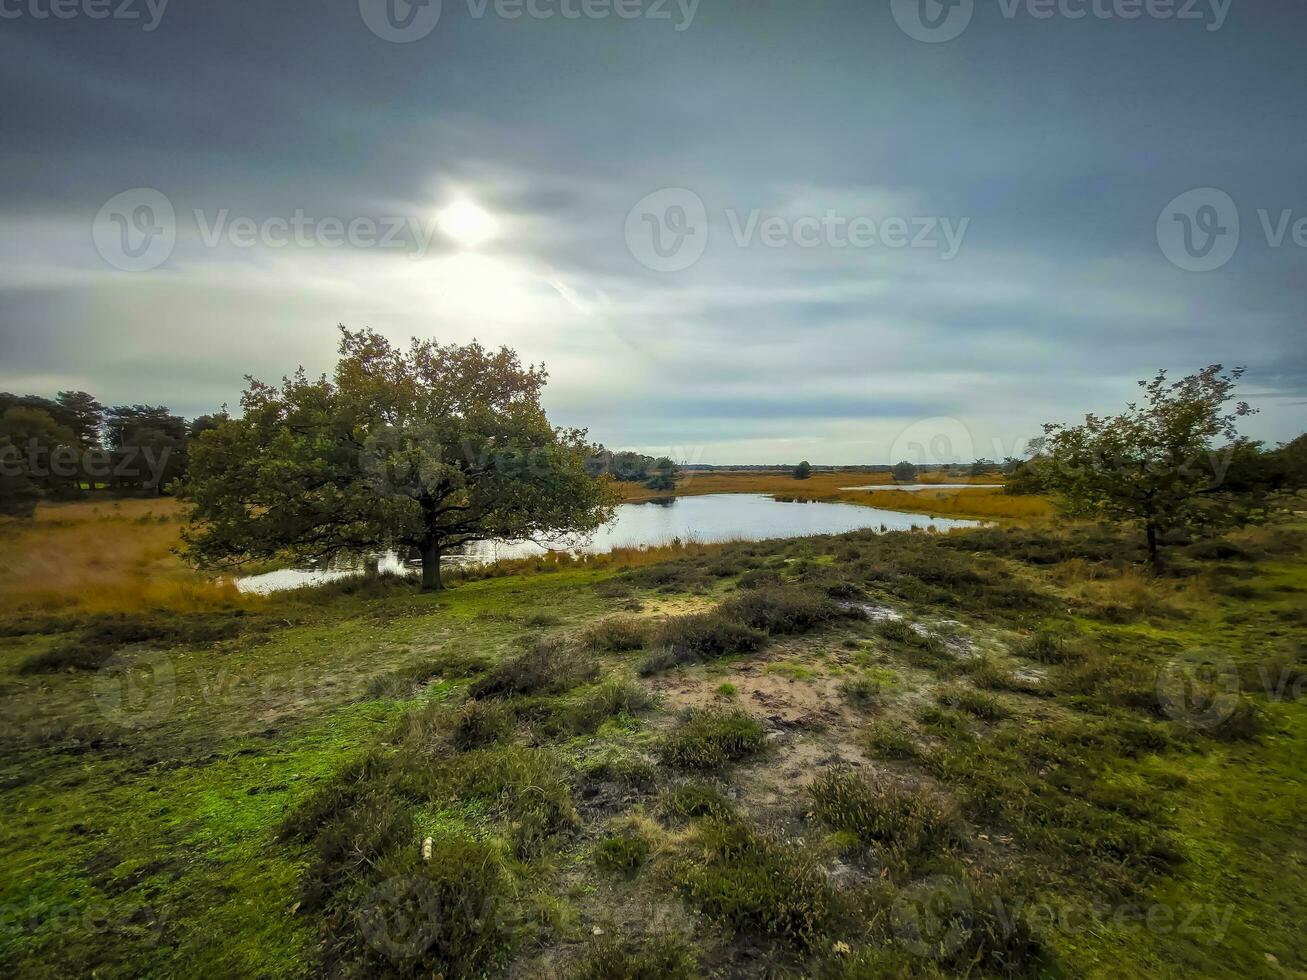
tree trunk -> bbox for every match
[1145,522,1159,568]
[420,539,443,591]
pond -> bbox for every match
[840,483,996,492]
[234,493,979,593]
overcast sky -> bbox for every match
[1,0,1303,464]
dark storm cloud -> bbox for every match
[1,0,1304,461]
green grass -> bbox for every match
[593,831,650,876]
[3,523,1306,978]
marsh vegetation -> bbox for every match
[2,508,1305,977]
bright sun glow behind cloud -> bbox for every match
[436,198,499,248]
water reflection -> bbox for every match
[234,493,978,593]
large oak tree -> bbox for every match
[181,328,616,589]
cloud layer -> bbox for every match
[1,1,1304,463]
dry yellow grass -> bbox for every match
[616,469,1052,521]
[0,498,248,615]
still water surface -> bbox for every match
[235,493,978,593]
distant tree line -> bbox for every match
[0,390,219,516]
[586,449,679,491]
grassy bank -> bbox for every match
[1,511,1304,977]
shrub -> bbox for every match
[1053,650,1155,709]
[277,750,393,843]
[555,679,654,734]
[622,563,710,592]
[863,721,921,761]
[580,615,650,652]
[719,586,847,635]
[452,699,514,749]
[676,818,833,949]
[922,720,1183,881]
[915,705,972,740]
[808,770,959,860]
[639,613,764,675]
[594,832,650,875]
[839,676,880,710]
[570,932,697,980]
[19,611,249,673]
[816,944,948,979]
[876,869,1044,975]
[582,747,657,788]
[299,788,413,911]
[659,782,737,822]
[1011,631,1078,664]
[968,656,1044,696]
[1204,697,1265,742]
[437,746,578,857]
[347,834,515,978]
[935,684,1010,721]
[738,568,783,589]
[367,659,448,698]
[468,638,597,699]
[656,708,767,770]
